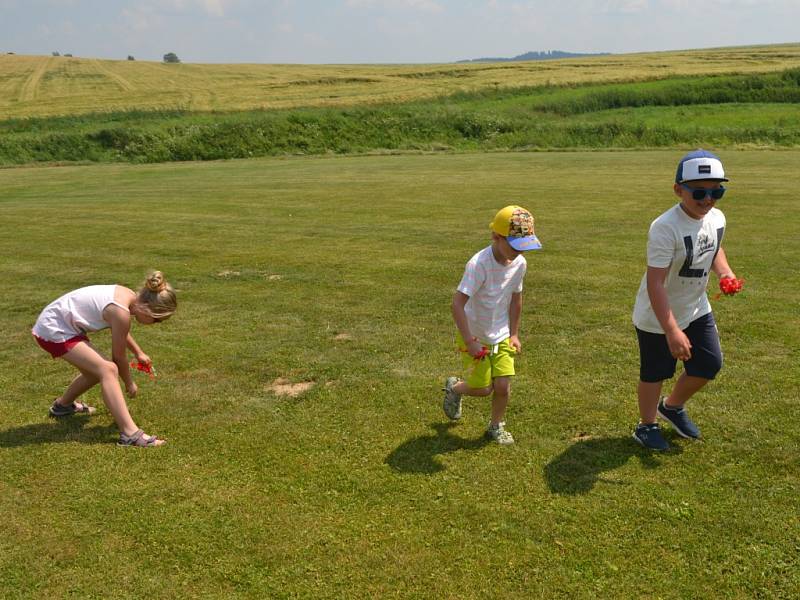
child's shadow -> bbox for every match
[0,418,117,448]
[544,435,680,495]
[385,422,489,474]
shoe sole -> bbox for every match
[442,378,462,420]
[443,403,461,420]
[49,408,75,417]
[657,407,699,439]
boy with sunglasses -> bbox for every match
[632,150,739,450]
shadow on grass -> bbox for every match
[0,418,118,447]
[385,422,489,474]
[544,435,682,495]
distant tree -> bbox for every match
[163,52,180,64]
[64,53,73,57]
[127,55,135,61]
[52,51,60,56]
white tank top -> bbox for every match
[32,285,130,342]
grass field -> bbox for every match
[1,150,798,598]
[3,45,800,119]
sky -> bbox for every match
[2,0,799,64]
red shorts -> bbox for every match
[33,334,89,358]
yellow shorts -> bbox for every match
[456,332,516,389]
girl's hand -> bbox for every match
[666,328,692,361]
[126,381,138,399]
[135,352,152,366]
[508,335,522,354]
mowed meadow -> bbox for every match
[1,151,798,598]
[1,44,799,597]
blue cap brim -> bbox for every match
[508,235,542,251]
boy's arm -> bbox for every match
[452,291,484,358]
[646,266,692,361]
[711,246,736,279]
[508,292,522,352]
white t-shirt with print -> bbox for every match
[457,246,526,344]
[633,204,726,334]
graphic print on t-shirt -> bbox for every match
[679,226,725,279]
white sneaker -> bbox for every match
[486,422,514,445]
[442,377,462,420]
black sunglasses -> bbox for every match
[680,183,726,201]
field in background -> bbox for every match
[1,151,797,598]
[3,45,800,118]
[3,66,800,165]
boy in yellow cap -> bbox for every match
[442,205,542,444]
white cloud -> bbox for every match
[345,0,444,13]
[602,0,648,13]
[121,6,163,32]
[145,0,235,17]
[202,0,227,17]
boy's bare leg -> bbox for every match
[666,373,709,408]
[637,380,663,424]
[489,376,510,426]
[453,381,492,397]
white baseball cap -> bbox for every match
[675,149,728,183]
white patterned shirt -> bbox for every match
[457,246,526,344]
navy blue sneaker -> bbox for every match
[632,423,670,451]
[657,397,700,439]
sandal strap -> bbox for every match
[120,429,144,445]
[119,429,160,447]
[50,400,76,415]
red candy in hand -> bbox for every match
[474,347,490,360]
[130,360,157,379]
[719,277,744,296]
[459,338,490,360]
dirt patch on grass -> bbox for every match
[266,377,315,397]
[334,332,352,341]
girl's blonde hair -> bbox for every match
[137,271,177,320]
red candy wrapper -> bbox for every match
[130,360,157,379]
[459,337,490,361]
[474,347,490,360]
[714,277,744,299]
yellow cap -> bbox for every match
[489,205,542,251]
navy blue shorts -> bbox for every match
[636,312,723,383]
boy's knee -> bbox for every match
[492,377,511,396]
